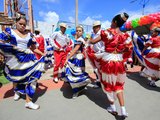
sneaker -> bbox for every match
[121,111,128,118]
[148,81,157,87]
[14,92,20,101]
[72,92,79,99]
[120,106,128,118]
[107,106,118,116]
[25,102,40,110]
[92,84,100,89]
[92,82,101,89]
[72,89,83,99]
[53,77,59,83]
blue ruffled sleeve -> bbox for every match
[0,28,17,46]
[27,38,36,47]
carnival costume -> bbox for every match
[51,30,70,81]
[62,37,91,96]
[99,28,132,101]
[0,28,45,99]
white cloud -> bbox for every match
[81,16,94,26]
[144,4,160,14]
[39,11,59,25]
[128,11,143,21]
[101,20,111,29]
[79,16,111,33]
[81,16,111,28]
[68,16,75,23]
[92,15,102,19]
[119,5,160,21]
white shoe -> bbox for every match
[14,92,20,101]
[53,77,58,83]
[92,84,100,89]
[121,107,128,118]
[25,102,40,110]
[121,112,128,118]
[72,87,86,99]
[107,106,118,116]
[72,92,79,99]
[148,81,157,87]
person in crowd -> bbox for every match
[90,13,132,118]
[131,22,160,87]
[62,25,91,99]
[141,24,160,87]
[50,23,71,83]
[45,38,54,69]
[34,29,45,60]
[0,13,45,110]
[86,21,105,88]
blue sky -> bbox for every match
[33,0,160,25]
[0,0,160,28]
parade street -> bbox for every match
[0,61,160,120]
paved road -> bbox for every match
[0,62,160,120]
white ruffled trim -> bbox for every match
[102,52,123,62]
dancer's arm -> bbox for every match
[64,44,81,65]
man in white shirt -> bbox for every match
[86,21,105,88]
[51,23,70,83]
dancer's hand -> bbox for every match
[64,59,68,66]
[42,52,46,56]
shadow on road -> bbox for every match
[85,86,109,109]
[127,72,160,92]
[60,82,127,120]
[60,82,73,99]
[3,87,14,98]
[60,82,109,108]
[85,86,129,120]
[2,82,47,103]
[3,82,48,102]
[33,83,48,102]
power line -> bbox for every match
[130,0,150,15]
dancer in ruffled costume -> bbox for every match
[132,22,160,87]
[142,23,160,87]
[0,14,45,110]
[62,25,91,99]
[90,13,132,118]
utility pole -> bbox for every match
[28,0,34,33]
[75,0,78,27]
[4,0,8,16]
[2,0,32,27]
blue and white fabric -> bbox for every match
[62,37,91,93]
[131,31,150,65]
[0,28,45,99]
[45,38,54,69]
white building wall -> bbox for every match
[34,20,57,38]
[34,20,92,38]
